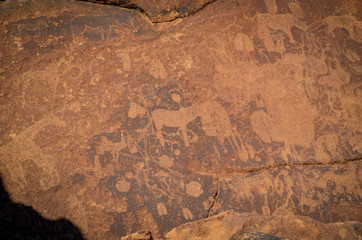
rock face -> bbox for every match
[0,0,361,239]
[162,211,362,240]
[78,0,216,22]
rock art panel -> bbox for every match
[0,0,361,239]
[214,161,362,223]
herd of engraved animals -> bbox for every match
[90,92,250,171]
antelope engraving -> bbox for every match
[151,94,197,147]
[141,93,248,160]
[95,135,127,164]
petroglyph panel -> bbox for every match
[215,161,362,222]
[0,0,361,239]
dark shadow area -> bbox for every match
[77,0,152,19]
[0,175,85,240]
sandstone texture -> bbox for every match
[79,0,215,22]
[0,0,361,239]
[162,211,362,240]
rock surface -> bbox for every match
[0,0,361,239]
[161,211,362,240]
[78,0,216,23]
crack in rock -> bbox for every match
[195,158,362,178]
[152,0,218,24]
[77,0,152,19]
[212,157,362,176]
[76,0,218,23]
[203,158,361,217]
[206,175,219,218]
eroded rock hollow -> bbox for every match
[0,0,361,239]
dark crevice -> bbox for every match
[76,0,219,23]
[152,0,218,23]
[206,175,219,218]
[213,157,362,176]
[118,3,151,19]
[77,0,152,19]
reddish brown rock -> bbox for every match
[79,0,216,23]
[162,211,362,240]
[0,0,361,239]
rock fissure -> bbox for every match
[152,0,218,24]
[76,0,218,23]
[206,175,219,218]
[211,158,362,177]
[77,0,152,20]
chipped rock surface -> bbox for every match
[0,0,361,239]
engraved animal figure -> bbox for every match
[197,100,249,160]
[95,135,127,165]
[0,116,64,195]
[149,94,248,160]
[151,103,198,147]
